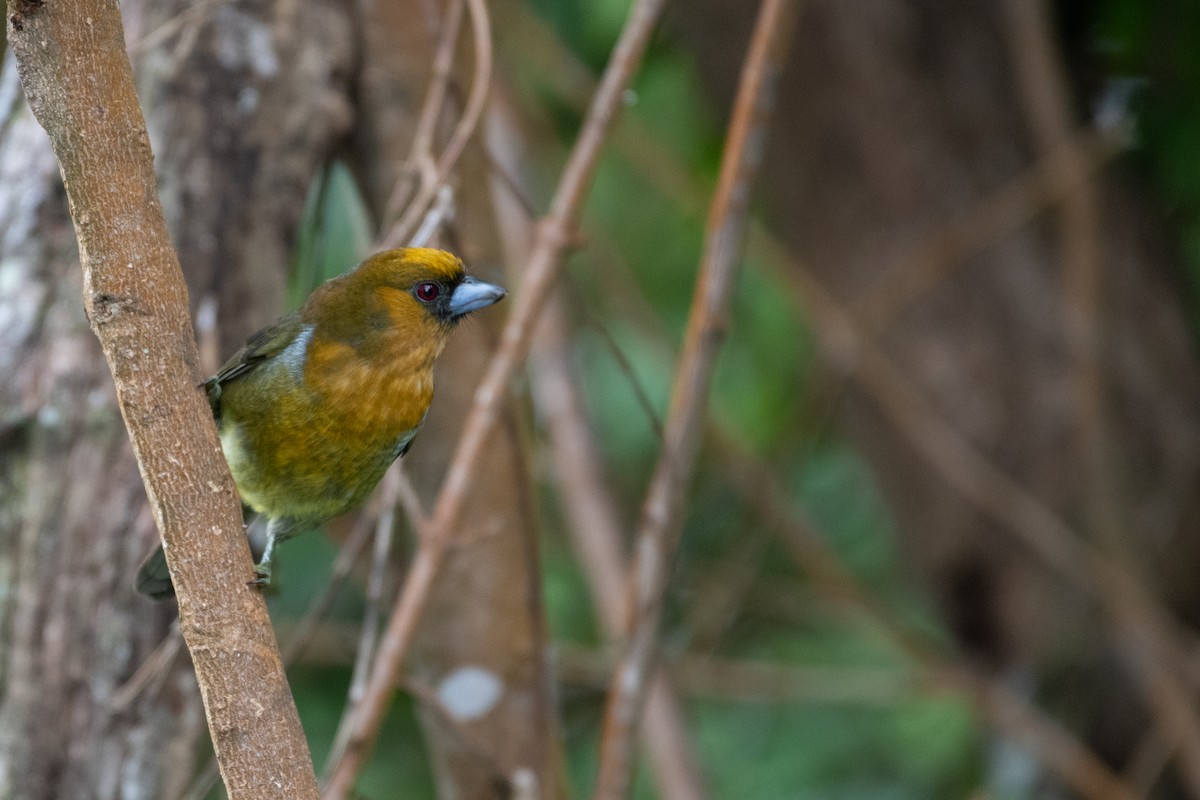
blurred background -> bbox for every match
[3,0,1200,798]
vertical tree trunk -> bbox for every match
[0,1,356,795]
[0,52,204,800]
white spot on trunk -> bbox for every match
[437,666,503,721]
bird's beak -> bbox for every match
[449,276,506,317]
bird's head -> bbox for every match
[304,248,506,353]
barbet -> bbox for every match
[136,248,505,598]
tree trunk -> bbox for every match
[0,51,204,800]
[0,0,356,795]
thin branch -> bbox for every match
[127,0,227,55]
[561,644,917,706]
[4,2,318,798]
[489,68,710,800]
[377,0,465,233]
[318,0,670,795]
[592,2,801,797]
[349,468,402,704]
[281,514,378,665]
[381,0,494,247]
[533,293,712,800]
[581,302,665,440]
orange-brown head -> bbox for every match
[303,247,504,355]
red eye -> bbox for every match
[415,282,440,302]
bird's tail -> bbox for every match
[135,544,175,599]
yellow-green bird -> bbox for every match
[137,248,505,597]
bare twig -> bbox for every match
[111,626,186,711]
[127,0,227,55]
[409,183,457,247]
[349,469,402,704]
[318,1,669,795]
[281,514,378,665]
[393,463,430,535]
[378,0,465,233]
[534,294,712,800]
[592,3,801,797]
[581,304,665,440]
[5,2,318,797]
[381,0,494,247]
[561,644,918,706]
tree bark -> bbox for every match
[0,54,204,799]
[130,0,356,349]
[0,0,356,796]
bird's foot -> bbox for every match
[248,562,272,589]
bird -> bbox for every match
[136,247,506,598]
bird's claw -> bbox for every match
[248,565,272,589]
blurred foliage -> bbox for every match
[268,1,1200,798]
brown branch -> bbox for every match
[4,3,318,799]
[377,0,465,233]
[381,0,494,247]
[489,70,710,800]
[181,510,381,800]
[592,2,801,797]
[318,0,670,795]
[348,468,402,705]
[533,291,713,800]
[561,644,918,706]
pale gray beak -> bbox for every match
[449,276,506,317]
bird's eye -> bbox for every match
[414,282,440,302]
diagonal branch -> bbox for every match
[4,2,317,798]
[591,2,802,797]
[318,0,670,795]
[489,71,711,800]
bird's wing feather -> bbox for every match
[202,312,306,416]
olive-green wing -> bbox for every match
[202,311,306,418]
